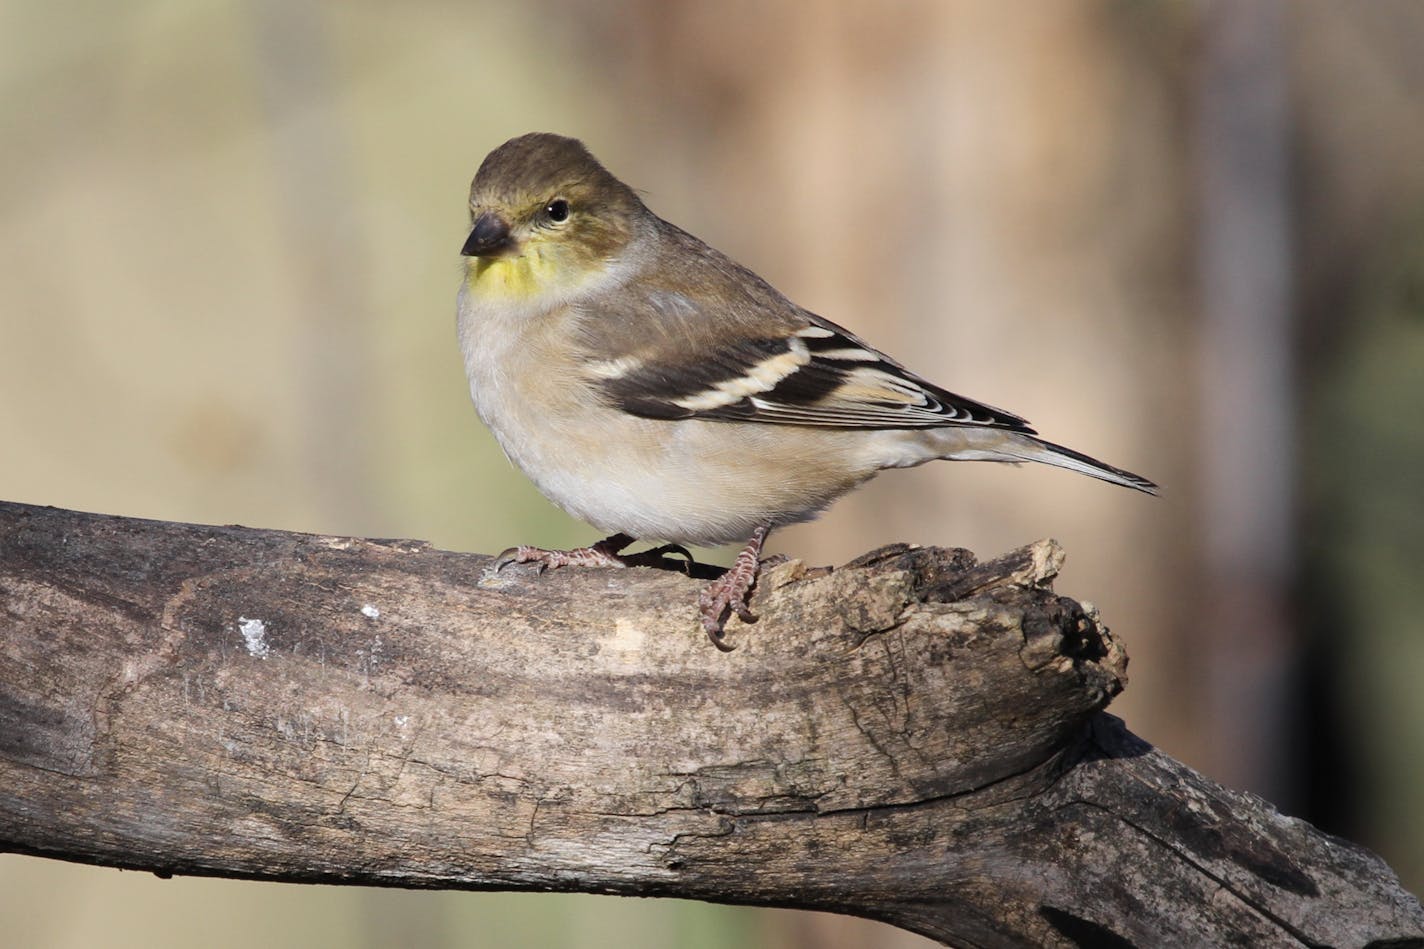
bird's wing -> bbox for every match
[587,302,1036,433]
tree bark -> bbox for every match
[0,500,1418,947]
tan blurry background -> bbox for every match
[3,1,1424,947]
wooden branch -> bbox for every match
[1,500,1418,947]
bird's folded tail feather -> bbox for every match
[932,429,1159,495]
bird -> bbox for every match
[456,132,1156,650]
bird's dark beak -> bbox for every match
[461,212,513,257]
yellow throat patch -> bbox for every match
[466,241,599,304]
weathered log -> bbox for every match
[0,500,1418,947]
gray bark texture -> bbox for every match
[1,499,1420,948]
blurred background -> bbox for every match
[2,0,1422,946]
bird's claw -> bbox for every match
[696,524,775,650]
[697,567,763,652]
[490,545,533,574]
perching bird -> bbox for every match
[457,133,1156,650]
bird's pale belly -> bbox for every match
[479,387,875,546]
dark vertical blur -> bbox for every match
[1195,0,1298,805]
[1292,0,1424,890]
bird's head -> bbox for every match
[462,133,647,303]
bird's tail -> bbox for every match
[1018,435,1159,495]
[931,429,1159,495]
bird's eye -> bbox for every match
[544,199,570,223]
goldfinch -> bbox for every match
[457,133,1156,649]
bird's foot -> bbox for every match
[697,525,775,651]
[490,533,693,575]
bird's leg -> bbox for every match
[698,523,775,651]
[490,533,693,574]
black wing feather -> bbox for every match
[599,314,1036,433]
